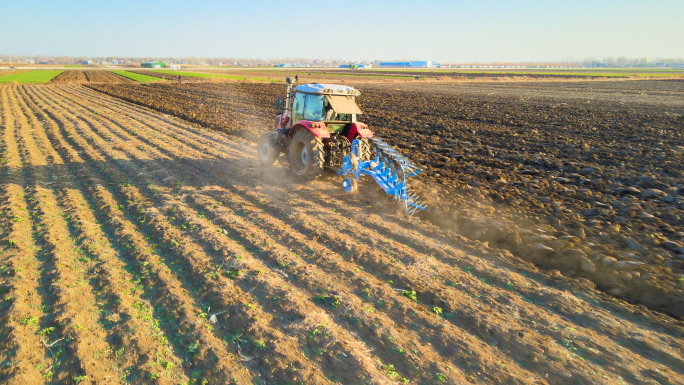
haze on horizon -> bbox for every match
[3,0,683,62]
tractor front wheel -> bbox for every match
[287,129,325,181]
[257,132,280,165]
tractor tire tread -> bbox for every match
[257,132,280,165]
[288,130,325,181]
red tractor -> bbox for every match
[257,78,374,180]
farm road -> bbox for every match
[0,84,682,384]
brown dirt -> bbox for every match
[50,70,133,84]
[86,80,684,319]
[127,70,210,83]
[0,83,683,384]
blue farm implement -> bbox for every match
[339,138,426,215]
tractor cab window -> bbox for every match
[303,94,325,121]
[293,92,305,122]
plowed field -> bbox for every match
[86,81,684,319]
[1,84,683,385]
[128,70,209,83]
[50,70,132,84]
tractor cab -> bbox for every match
[290,83,363,134]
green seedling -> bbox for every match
[315,294,342,308]
[402,290,417,302]
[253,339,267,350]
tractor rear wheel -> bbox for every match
[357,138,371,161]
[288,129,325,180]
[257,132,280,165]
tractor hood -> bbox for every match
[326,95,363,114]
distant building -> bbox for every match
[277,63,310,68]
[170,64,181,70]
[379,61,436,68]
[141,62,167,68]
[339,63,373,69]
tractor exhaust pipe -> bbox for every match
[285,77,293,116]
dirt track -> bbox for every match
[1,84,683,384]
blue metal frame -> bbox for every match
[338,139,425,215]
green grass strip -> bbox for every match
[64,64,83,68]
[111,70,165,82]
[0,70,63,84]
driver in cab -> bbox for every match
[303,96,325,121]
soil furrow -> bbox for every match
[42,87,403,383]
[187,189,480,384]
[156,196,394,384]
[23,85,258,384]
[56,85,684,383]
[45,87,207,162]
[17,86,195,383]
[6,84,86,382]
[31,85,366,382]
[5,86,87,382]
[47,87,490,382]
[231,183,684,380]
[67,85,247,158]
[39,88,413,383]
[3,82,683,385]
[12,85,123,383]
[292,188,684,371]
[30,85,368,382]
[40,85,612,380]
[0,86,49,383]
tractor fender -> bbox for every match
[347,122,374,141]
[288,121,330,140]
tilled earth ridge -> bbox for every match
[49,70,134,84]
[87,80,684,318]
[0,84,682,384]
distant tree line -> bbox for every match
[1,54,683,67]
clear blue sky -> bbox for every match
[3,0,683,62]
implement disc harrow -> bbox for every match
[339,138,426,215]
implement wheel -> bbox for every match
[357,138,371,161]
[288,129,325,181]
[257,132,280,165]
